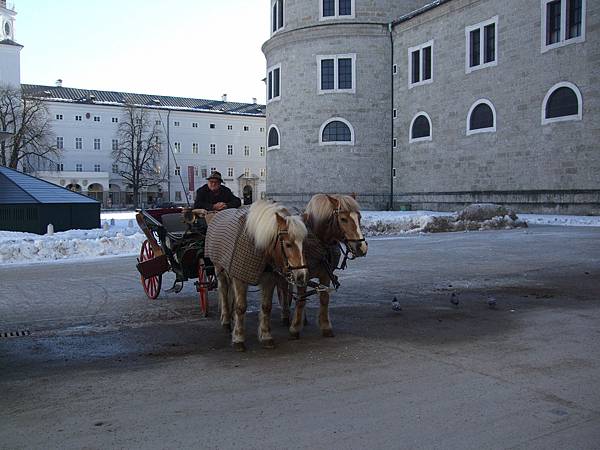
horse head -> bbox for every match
[306,194,368,257]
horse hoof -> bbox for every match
[303,317,309,326]
[222,323,232,333]
[289,332,300,340]
[281,317,291,327]
[261,339,276,349]
[233,342,246,352]
[322,329,335,338]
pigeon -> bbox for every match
[450,292,459,306]
[487,296,497,309]
[391,296,402,311]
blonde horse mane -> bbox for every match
[305,194,360,227]
[245,200,307,250]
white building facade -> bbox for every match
[2,2,267,208]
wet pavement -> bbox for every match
[1,225,599,449]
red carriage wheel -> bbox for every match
[198,262,209,317]
[140,239,162,299]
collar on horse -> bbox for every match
[326,207,366,270]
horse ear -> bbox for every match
[350,192,357,200]
[326,194,340,208]
[275,213,287,228]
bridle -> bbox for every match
[327,207,366,270]
[273,228,308,286]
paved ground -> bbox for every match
[1,225,599,449]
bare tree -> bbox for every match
[0,85,59,170]
[112,104,164,208]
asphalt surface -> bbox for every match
[1,225,599,449]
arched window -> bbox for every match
[267,125,280,149]
[409,112,432,143]
[542,82,582,125]
[467,99,496,135]
[319,118,354,145]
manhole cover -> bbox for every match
[0,330,32,338]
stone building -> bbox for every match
[263,0,599,213]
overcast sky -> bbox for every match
[14,0,270,104]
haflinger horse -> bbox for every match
[278,194,368,339]
[207,200,309,352]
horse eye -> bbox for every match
[341,218,348,223]
[285,243,293,248]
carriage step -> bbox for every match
[0,330,31,339]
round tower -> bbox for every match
[262,0,432,209]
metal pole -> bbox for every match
[388,22,395,211]
[166,110,171,203]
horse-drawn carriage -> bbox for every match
[135,207,217,316]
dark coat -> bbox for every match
[193,184,241,211]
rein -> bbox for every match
[273,229,308,288]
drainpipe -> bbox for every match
[166,110,171,203]
[388,22,394,211]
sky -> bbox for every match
[13,0,270,104]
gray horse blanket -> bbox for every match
[303,228,341,276]
[205,207,268,285]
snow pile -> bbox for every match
[361,204,527,236]
[0,214,145,265]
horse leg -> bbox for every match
[318,274,334,338]
[231,278,248,352]
[216,266,231,332]
[289,287,307,339]
[276,279,291,327]
[258,274,276,349]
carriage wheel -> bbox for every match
[198,262,210,317]
[140,240,162,300]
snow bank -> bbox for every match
[0,206,598,266]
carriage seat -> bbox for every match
[160,213,188,240]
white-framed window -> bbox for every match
[75,115,82,121]
[243,126,249,131]
[320,0,355,20]
[94,164,101,172]
[244,168,251,177]
[112,117,118,123]
[210,167,217,174]
[210,143,216,155]
[175,166,181,176]
[542,0,586,52]
[174,142,181,153]
[192,122,198,128]
[228,167,234,177]
[260,127,265,132]
[260,168,266,178]
[393,64,397,75]
[271,0,285,34]
[76,163,83,172]
[408,40,433,88]
[56,137,63,149]
[175,191,182,202]
[319,118,354,146]
[94,116,101,122]
[94,138,101,150]
[393,138,397,148]
[209,123,215,129]
[55,114,63,120]
[135,118,142,125]
[244,146,250,156]
[75,137,82,150]
[227,144,233,155]
[112,139,119,151]
[542,81,582,125]
[174,121,180,127]
[259,146,265,157]
[55,163,64,172]
[227,124,233,130]
[409,112,433,143]
[194,167,199,176]
[267,63,281,102]
[155,120,161,125]
[112,164,119,174]
[317,54,356,94]
[192,143,199,154]
[268,125,280,149]
[393,168,397,178]
[465,16,498,73]
[467,99,497,135]
[393,109,397,119]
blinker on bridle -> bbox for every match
[274,228,308,285]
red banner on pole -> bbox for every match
[188,166,195,192]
